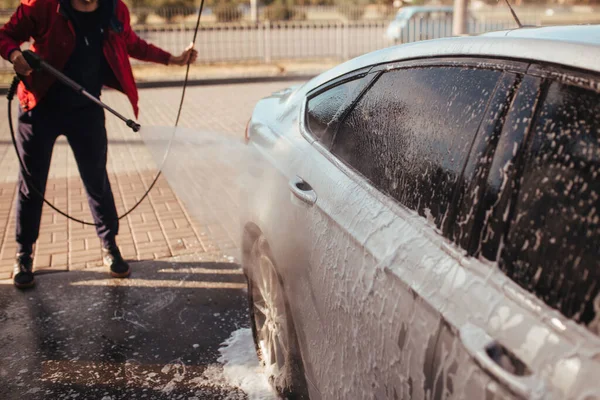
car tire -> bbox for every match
[245,235,310,399]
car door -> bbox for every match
[436,64,600,399]
[291,58,508,399]
[433,68,538,399]
[257,68,378,400]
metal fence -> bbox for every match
[132,17,523,63]
[0,17,530,72]
[1,3,599,72]
[116,4,396,25]
[124,4,577,25]
[136,21,393,64]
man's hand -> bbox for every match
[10,51,33,76]
[169,43,198,66]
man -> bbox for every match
[0,0,198,288]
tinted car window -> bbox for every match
[449,73,521,249]
[306,78,364,140]
[453,75,541,257]
[501,80,600,325]
[331,66,501,227]
[332,67,501,226]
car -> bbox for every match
[384,5,475,43]
[241,25,600,399]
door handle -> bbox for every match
[289,176,317,206]
[459,323,544,398]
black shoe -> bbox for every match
[102,247,131,278]
[13,253,35,289]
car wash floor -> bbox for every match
[0,82,304,399]
[0,254,251,399]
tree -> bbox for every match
[213,0,243,22]
[336,0,368,20]
[264,0,307,20]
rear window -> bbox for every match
[500,80,600,328]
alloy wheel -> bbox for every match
[250,238,290,380]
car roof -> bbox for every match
[304,25,600,93]
[482,24,600,46]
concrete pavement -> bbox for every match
[0,80,305,398]
[0,80,304,277]
[0,253,250,399]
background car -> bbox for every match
[385,5,476,43]
[242,25,600,399]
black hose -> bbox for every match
[6,0,205,226]
[174,0,205,127]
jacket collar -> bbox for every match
[57,0,123,33]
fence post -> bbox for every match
[336,21,343,61]
[257,22,263,62]
[180,22,185,52]
[264,21,272,64]
[343,21,349,60]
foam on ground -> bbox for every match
[218,328,277,400]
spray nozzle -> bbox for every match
[127,119,141,133]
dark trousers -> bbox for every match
[15,103,118,252]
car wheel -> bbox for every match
[245,235,309,399]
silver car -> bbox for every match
[242,26,600,399]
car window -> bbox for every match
[500,80,600,327]
[450,75,540,256]
[331,66,501,228]
[449,72,522,248]
[306,77,364,140]
[477,76,542,261]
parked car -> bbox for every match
[385,5,475,43]
[241,25,600,399]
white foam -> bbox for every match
[218,328,278,400]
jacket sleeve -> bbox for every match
[121,2,171,65]
[0,1,37,61]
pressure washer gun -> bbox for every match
[7,50,141,133]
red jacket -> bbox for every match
[0,0,171,117]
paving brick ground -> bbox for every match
[0,80,304,279]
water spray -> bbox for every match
[5,0,205,226]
